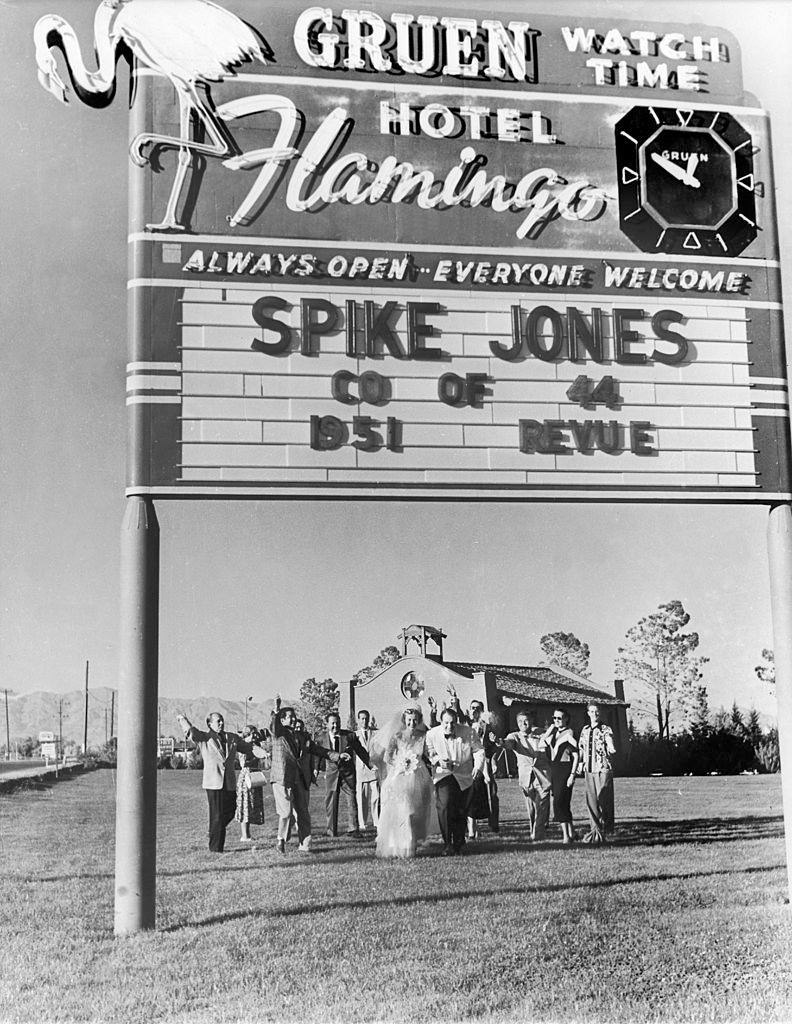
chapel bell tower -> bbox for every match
[398,624,446,663]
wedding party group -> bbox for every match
[176,696,617,858]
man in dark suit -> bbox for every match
[176,710,264,853]
[317,711,371,837]
[269,696,337,854]
[465,699,501,837]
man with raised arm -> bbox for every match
[463,698,501,839]
[176,710,265,853]
[504,708,552,841]
[269,696,339,854]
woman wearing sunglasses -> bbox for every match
[542,709,580,845]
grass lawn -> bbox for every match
[0,770,790,1024]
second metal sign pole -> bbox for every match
[767,503,792,905]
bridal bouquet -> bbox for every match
[393,753,419,775]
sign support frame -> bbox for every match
[106,4,792,933]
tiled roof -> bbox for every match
[444,662,627,707]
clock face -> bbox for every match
[615,107,757,256]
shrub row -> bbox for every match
[623,728,779,776]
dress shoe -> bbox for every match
[276,839,285,854]
[298,837,312,852]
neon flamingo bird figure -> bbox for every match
[34,0,271,230]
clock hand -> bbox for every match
[683,153,701,188]
[650,152,689,182]
[650,151,700,187]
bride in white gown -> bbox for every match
[370,706,434,859]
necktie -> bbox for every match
[333,737,338,752]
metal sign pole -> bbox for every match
[767,503,792,904]
[114,496,160,935]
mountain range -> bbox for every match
[1,689,283,751]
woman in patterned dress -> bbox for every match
[235,725,269,841]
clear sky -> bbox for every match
[2,0,791,725]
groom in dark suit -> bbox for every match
[317,711,371,837]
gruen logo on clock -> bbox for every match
[615,106,757,256]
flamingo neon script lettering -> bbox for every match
[32,1,607,235]
[219,95,607,238]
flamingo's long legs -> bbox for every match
[134,82,237,231]
[145,86,192,231]
[130,82,233,165]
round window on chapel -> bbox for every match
[400,672,425,699]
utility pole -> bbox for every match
[83,660,89,754]
[3,688,9,761]
[4,689,9,761]
[105,708,109,745]
[110,690,115,740]
[57,697,66,777]
[245,696,253,728]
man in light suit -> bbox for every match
[176,710,264,853]
[355,710,380,831]
[426,707,485,855]
[504,709,552,840]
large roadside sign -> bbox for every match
[124,1,789,502]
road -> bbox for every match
[0,759,46,776]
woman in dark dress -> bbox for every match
[542,709,579,844]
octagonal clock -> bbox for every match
[615,106,757,256]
